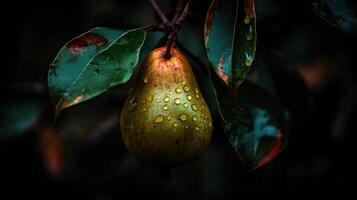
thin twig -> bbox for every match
[170,0,185,25]
[148,0,170,26]
[164,0,192,59]
[139,22,166,32]
[174,0,191,29]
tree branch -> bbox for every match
[148,0,170,26]
[170,0,185,25]
[173,0,191,29]
[164,0,192,59]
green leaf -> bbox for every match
[304,0,357,34]
[48,28,146,119]
[211,75,289,170]
[204,0,256,90]
[0,99,42,137]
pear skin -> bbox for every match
[120,47,213,168]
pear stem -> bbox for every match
[164,31,175,59]
[148,0,191,59]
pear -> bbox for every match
[120,47,213,168]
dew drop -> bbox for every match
[185,125,189,129]
[164,96,170,102]
[142,107,148,112]
[195,126,200,131]
[192,116,198,122]
[187,95,192,101]
[174,98,181,105]
[181,80,186,85]
[129,97,138,112]
[147,95,154,102]
[195,94,199,98]
[163,104,169,110]
[167,114,172,121]
[143,77,149,83]
[245,60,253,67]
[246,33,254,41]
[183,86,190,92]
[175,88,182,93]
[173,122,178,127]
[158,102,162,106]
[208,122,212,128]
[244,16,251,24]
[191,104,198,111]
[245,52,254,67]
[203,119,207,124]
[183,102,189,108]
[129,124,134,130]
[194,88,199,94]
[179,114,187,121]
[154,115,164,123]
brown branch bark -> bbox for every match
[164,0,192,59]
[148,0,170,26]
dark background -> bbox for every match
[1,0,355,199]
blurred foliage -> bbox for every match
[304,0,357,34]
[0,99,42,137]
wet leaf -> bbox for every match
[304,0,357,34]
[0,99,42,137]
[48,28,146,119]
[204,0,257,90]
[211,74,289,170]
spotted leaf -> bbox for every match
[204,0,257,90]
[48,28,146,119]
[211,74,289,170]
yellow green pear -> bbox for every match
[120,47,213,168]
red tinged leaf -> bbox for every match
[244,0,254,17]
[251,130,282,171]
[215,56,229,85]
[48,28,146,120]
[67,33,108,54]
[204,0,220,44]
[205,0,256,90]
[210,73,289,170]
